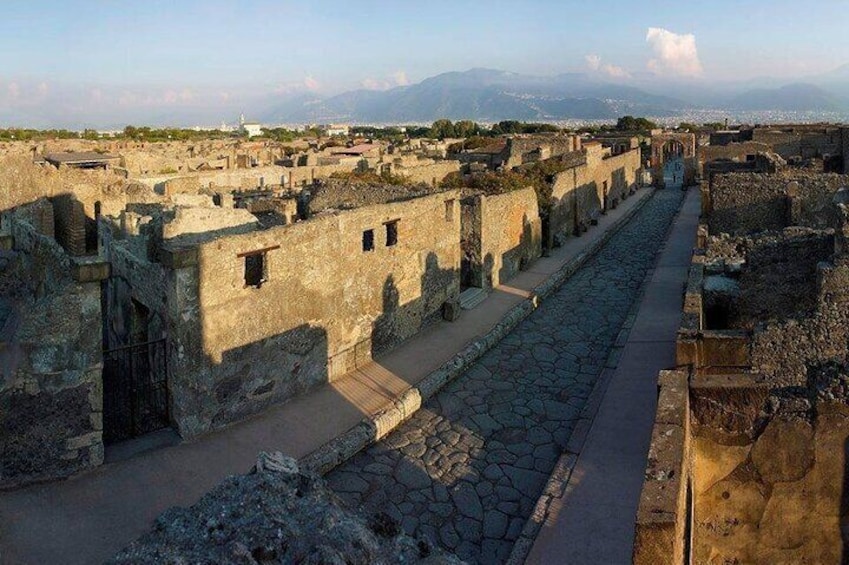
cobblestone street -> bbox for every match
[327,189,685,564]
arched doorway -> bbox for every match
[650,133,696,188]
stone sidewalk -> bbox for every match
[0,188,653,565]
[524,188,700,564]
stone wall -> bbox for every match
[732,230,834,329]
[750,260,849,388]
[633,370,690,565]
[165,190,463,437]
[751,125,844,161]
[708,172,849,234]
[548,147,641,245]
[697,141,772,174]
[503,135,581,170]
[460,187,542,289]
[691,366,849,564]
[304,180,440,214]
[392,160,460,186]
[138,164,361,194]
[0,218,103,488]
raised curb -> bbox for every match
[505,188,690,565]
[300,187,656,476]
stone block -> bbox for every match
[442,299,461,322]
[71,259,110,282]
[159,246,198,269]
[66,431,101,450]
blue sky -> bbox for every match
[0,0,847,126]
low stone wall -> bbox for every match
[393,160,460,186]
[633,370,690,565]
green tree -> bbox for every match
[615,116,657,132]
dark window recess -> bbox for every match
[244,253,266,287]
[445,200,455,222]
[385,220,398,247]
[363,229,375,251]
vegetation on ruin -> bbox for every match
[328,169,415,186]
[441,158,570,217]
[446,136,499,153]
[121,126,231,141]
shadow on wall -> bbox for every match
[165,249,459,439]
[372,252,460,357]
[548,180,603,245]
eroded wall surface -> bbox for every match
[693,387,849,565]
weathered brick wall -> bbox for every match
[166,190,463,437]
[750,261,849,388]
[0,219,103,488]
[50,194,87,256]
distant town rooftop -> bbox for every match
[43,152,120,169]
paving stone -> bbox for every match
[450,483,483,521]
[483,510,509,539]
[327,190,685,563]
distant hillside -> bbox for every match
[263,68,688,123]
[728,83,843,112]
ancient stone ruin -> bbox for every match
[634,160,849,563]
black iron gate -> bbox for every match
[102,339,170,443]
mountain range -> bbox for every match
[261,67,849,125]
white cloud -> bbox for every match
[585,54,630,78]
[391,70,409,86]
[362,70,411,91]
[585,54,601,71]
[646,27,703,77]
[7,82,20,99]
[361,77,384,90]
[602,63,630,78]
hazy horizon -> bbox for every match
[2,0,848,128]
